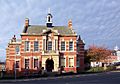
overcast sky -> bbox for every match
[0,0,120,61]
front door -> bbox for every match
[45,58,54,72]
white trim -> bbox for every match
[42,39,46,50]
[53,39,55,51]
[53,30,58,33]
[70,39,73,41]
[22,40,42,41]
[26,38,28,41]
[24,57,31,69]
[54,36,58,39]
[43,30,46,32]
[73,41,74,51]
[35,38,38,41]
[60,56,66,67]
[24,41,30,52]
[69,41,74,51]
[48,39,52,41]
[68,56,74,68]
[52,39,54,51]
[48,33,51,37]
[62,39,64,41]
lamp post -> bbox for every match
[14,49,16,80]
[15,45,19,80]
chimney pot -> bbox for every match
[68,19,72,28]
[25,18,29,27]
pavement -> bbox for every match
[0,71,117,83]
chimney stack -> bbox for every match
[68,19,72,29]
[25,18,29,27]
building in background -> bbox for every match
[0,62,5,71]
[6,10,85,76]
[90,46,120,67]
[113,45,120,62]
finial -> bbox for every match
[12,35,16,42]
[114,45,119,51]
[48,8,51,14]
[78,35,81,41]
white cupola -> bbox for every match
[114,45,119,51]
[46,8,53,27]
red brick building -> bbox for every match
[6,11,85,75]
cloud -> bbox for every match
[0,0,120,61]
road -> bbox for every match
[1,71,120,84]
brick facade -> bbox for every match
[6,11,85,76]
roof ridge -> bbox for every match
[29,25,67,27]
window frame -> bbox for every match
[47,41,52,51]
[69,57,74,67]
[25,41,30,52]
[34,41,39,52]
[77,57,80,67]
[61,41,66,51]
[33,58,39,68]
[25,59,29,69]
[61,57,66,67]
[69,41,73,51]
[16,61,19,68]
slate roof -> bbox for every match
[22,25,77,36]
[77,35,85,45]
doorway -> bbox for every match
[45,58,54,72]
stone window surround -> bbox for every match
[24,39,30,52]
[33,56,39,69]
[61,41,66,51]
[68,56,74,68]
[69,39,74,51]
[60,56,66,67]
[34,41,39,52]
[24,57,31,69]
[42,36,58,51]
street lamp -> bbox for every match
[14,47,17,80]
[14,45,19,80]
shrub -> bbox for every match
[87,67,104,72]
[107,66,116,71]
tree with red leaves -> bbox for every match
[87,45,111,63]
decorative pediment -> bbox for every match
[41,29,59,35]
